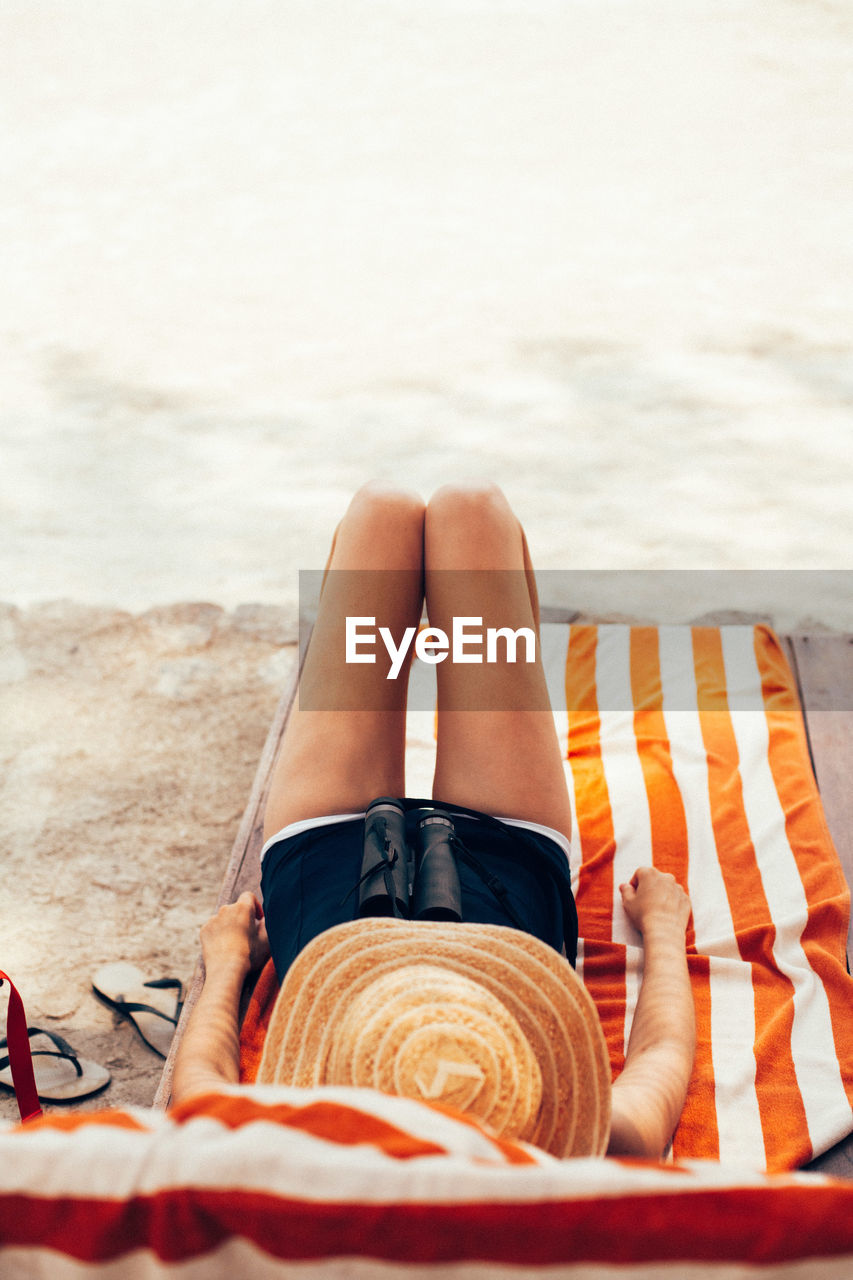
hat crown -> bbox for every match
[329,963,542,1132]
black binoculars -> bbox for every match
[359,797,462,922]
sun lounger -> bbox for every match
[154,622,853,1177]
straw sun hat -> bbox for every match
[258,917,611,1157]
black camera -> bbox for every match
[413,811,462,922]
[359,800,463,922]
[358,797,411,918]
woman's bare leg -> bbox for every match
[424,482,572,844]
[263,482,425,839]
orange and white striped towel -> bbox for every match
[547,623,853,1172]
[4,1086,853,1276]
[242,624,852,1172]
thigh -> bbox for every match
[263,484,425,838]
[424,483,572,845]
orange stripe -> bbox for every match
[581,941,629,1080]
[693,628,808,1171]
[239,959,280,1084]
[675,954,719,1161]
[4,1182,853,1267]
[12,1110,150,1135]
[755,628,853,1115]
[566,626,617,941]
[172,1091,541,1164]
[566,625,626,1076]
[171,1093,452,1160]
[628,628,719,1161]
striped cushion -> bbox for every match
[553,624,853,1170]
[2,1086,853,1276]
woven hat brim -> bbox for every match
[258,919,611,1157]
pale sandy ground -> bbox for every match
[2,0,853,1119]
[0,603,297,1118]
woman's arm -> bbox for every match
[169,892,270,1107]
[606,867,696,1160]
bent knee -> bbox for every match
[347,480,425,525]
[426,481,520,559]
[329,481,426,571]
[428,480,508,518]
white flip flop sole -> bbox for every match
[0,1028,111,1102]
[92,962,182,1058]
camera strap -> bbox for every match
[394,798,578,966]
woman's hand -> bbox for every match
[609,867,696,1159]
[619,866,691,941]
[200,892,271,978]
[171,893,270,1107]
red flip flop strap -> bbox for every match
[0,971,43,1122]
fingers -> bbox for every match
[231,893,270,963]
[252,917,271,968]
[618,868,647,901]
[621,866,679,891]
[201,892,271,974]
[619,865,692,933]
[202,893,264,939]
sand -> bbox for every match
[2,1,852,1118]
[0,603,296,1120]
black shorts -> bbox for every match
[260,804,577,982]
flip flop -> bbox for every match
[0,1027,111,1102]
[92,963,183,1059]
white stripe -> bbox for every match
[594,627,652,949]
[407,641,439,719]
[722,628,849,1153]
[658,627,765,1161]
[658,627,739,958]
[405,648,439,798]
[575,935,586,986]
[718,626,767,714]
[541,622,575,854]
[623,944,642,1059]
[562,624,583,892]
[404,707,440,798]
[4,1117,552,1206]
[6,1095,819,1206]
[0,1116,166,1199]
[1,1130,561,1208]
[707,954,765,1167]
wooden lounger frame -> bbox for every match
[153,625,853,1176]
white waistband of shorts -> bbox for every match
[261,811,571,866]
